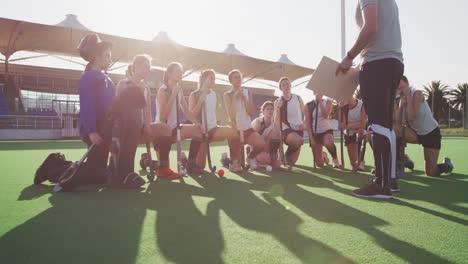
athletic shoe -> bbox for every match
[332,158,340,169]
[322,152,330,165]
[396,165,406,179]
[220,153,231,167]
[352,182,393,199]
[358,161,366,171]
[187,164,205,175]
[248,158,258,170]
[390,178,400,192]
[444,157,454,174]
[404,154,415,171]
[123,173,146,188]
[157,167,181,180]
[229,162,243,173]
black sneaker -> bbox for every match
[404,154,415,171]
[390,178,400,192]
[444,157,454,174]
[352,182,393,199]
[122,173,146,189]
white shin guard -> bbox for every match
[369,124,396,180]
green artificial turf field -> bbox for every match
[0,138,467,264]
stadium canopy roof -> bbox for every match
[54,14,90,31]
[0,17,314,82]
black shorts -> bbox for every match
[344,133,358,146]
[312,129,333,145]
[417,127,441,150]
[344,133,365,146]
[283,129,304,140]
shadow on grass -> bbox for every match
[240,169,451,263]
[1,166,456,264]
[0,185,147,264]
[296,164,468,229]
[395,172,468,222]
[190,173,355,263]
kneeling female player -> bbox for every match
[274,77,306,168]
[110,55,171,187]
[305,92,340,168]
[153,62,204,178]
[60,34,115,191]
[251,101,281,168]
[339,95,367,172]
[223,70,265,171]
[394,76,453,177]
[188,69,240,172]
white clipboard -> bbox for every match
[305,56,359,102]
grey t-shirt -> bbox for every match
[357,0,404,64]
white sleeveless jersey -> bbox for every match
[347,99,363,134]
[311,97,332,133]
[281,94,303,131]
[202,90,218,131]
[408,88,438,135]
[234,88,252,131]
[155,84,182,129]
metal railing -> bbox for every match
[0,114,70,130]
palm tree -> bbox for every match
[450,83,467,110]
[423,81,451,122]
[450,83,468,128]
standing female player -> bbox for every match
[337,0,404,199]
[223,69,265,171]
[395,76,453,177]
[188,69,240,172]
[154,62,203,178]
[305,92,341,168]
[77,34,114,176]
[251,101,281,168]
[274,77,306,168]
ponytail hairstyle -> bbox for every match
[198,69,216,90]
[163,62,183,87]
[355,3,364,28]
[126,65,133,78]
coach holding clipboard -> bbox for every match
[336,0,404,199]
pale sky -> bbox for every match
[1,0,467,94]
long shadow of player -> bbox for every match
[0,185,146,264]
[191,173,354,264]
[295,163,468,226]
[146,178,225,264]
[242,170,451,264]
[390,170,468,225]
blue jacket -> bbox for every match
[78,70,115,137]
